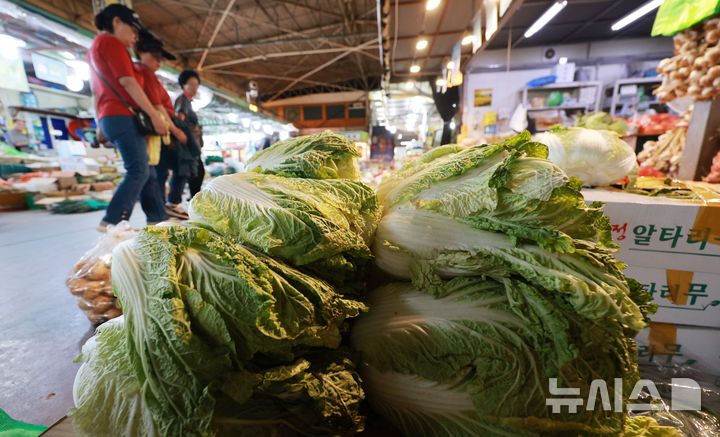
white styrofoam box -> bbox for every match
[552,62,575,83]
[635,322,720,386]
[625,265,720,328]
[582,188,720,274]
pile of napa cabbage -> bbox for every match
[352,132,678,437]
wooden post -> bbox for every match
[678,97,720,180]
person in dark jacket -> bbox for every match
[174,69,205,198]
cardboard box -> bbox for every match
[0,191,28,211]
[635,322,720,384]
[51,171,78,190]
[91,182,115,191]
[626,265,720,328]
[583,188,720,273]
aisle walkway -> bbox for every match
[0,209,145,426]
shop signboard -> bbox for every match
[0,50,29,92]
[31,53,68,86]
[450,42,462,86]
[472,11,482,53]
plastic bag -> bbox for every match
[66,221,136,324]
[652,0,720,36]
[633,364,720,436]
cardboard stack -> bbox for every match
[583,188,720,385]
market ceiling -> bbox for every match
[486,0,658,51]
[17,0,383,102]
[15,0,658,101]
[390,0,658,80]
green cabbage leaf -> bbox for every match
[245,130,360,180]
[72,225,366,437]
[188,172,381,286]
[352,279,641,437]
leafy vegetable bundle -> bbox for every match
[71,133,377,436]
[245,130,361,180]
[534,126,637,187]
[353,132,664,436]
[188,172,380,288]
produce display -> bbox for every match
[245,130,361,179]
[353,132,668,436]
[703,148,720,182]
[533,126,637,186]
[655,18,720,102]
[70,134,375,437]
[576,111,629,135]
[627,113,683,135]
[69,131,688,437]
[66,222,136,324]
[637,127,687,177]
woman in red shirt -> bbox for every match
[90,4,170,231]
[134,32,191,219]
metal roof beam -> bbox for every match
[177,32,376,54]
[272,0,343,19]
[197,0,237,70]
[267,38,378,102]
[203,44,379,70]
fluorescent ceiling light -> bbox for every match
[416,39,428,50]
[446,61,455,69]
[524,0,567,38]
[461,34,475,45]
[426,0,441,11]
[410,64,421,73]
[611,0,664,31]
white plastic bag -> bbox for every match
[66,221,137,324]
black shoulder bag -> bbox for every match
[89,56,156,135]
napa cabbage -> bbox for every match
[245,130,360,179]
[352,279,642,437]
[187,172,380,286]
[71,225,366,437]
[372,132,652,332]
[534,126,637,187]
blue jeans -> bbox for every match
[156,146,187,205]
[100,116,168,224]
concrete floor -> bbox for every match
[0,208,146,427]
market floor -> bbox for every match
[0,208,146,427]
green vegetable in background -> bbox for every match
[534,126,637,186]
[576,111,629,136]
[188,172,381,287]
[75,225,367,437]
[245,130,361,180]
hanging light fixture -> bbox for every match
[410,64,421,73]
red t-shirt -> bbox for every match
[89,34,144,120]
[135,63,175,116]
